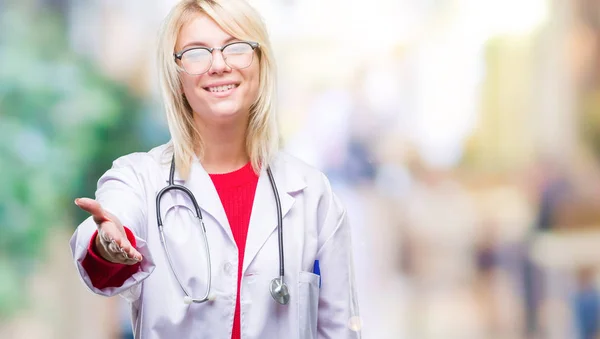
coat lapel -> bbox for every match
[166,153,307,272]
[242,155,306,273]
[171,159,234,243]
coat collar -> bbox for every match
[169,153,306,273]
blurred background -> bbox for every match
[2,0,600,338]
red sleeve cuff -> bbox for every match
[82,226,140,289]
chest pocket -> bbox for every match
[298,271,320,339]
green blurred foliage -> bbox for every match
[0,4,161,318]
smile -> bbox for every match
[204,83,239,93]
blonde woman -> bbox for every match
[69,1,360,338]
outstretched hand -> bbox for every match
[75,198,143,265]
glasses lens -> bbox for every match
[181,48,212,74]
[223,42,254,69]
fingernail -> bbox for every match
[74,198,80,206]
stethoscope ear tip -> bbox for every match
[183,296,193,305]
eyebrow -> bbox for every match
[180,36,239,51]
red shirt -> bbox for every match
[83,162,259,339]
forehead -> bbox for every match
[176,13,233,50]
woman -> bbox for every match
[69,1,361,338]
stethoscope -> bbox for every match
[156,156,290,305]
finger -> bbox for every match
[113,237,143,262]
[127,247,143,262]
[122,257,142,265]
[112,235,131,252]
[103,233,141,261]
[98,229,113,243]
[75,198,109,225]
[106,247,142,265]
[108,240,121,254]
[98,226,122,245]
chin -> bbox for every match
[204,104,246,122]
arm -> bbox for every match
[70,154,155,299]
[316,176,362,338]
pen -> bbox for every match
[313,260,321,288]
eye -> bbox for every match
[182,48,211,61]
[223,42,252,55]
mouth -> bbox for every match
[203,83,240,94]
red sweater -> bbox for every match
[82,162,259,339]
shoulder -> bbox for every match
[274,151,332,190]
[275,152,347,236]
[108,143,170,175]
[275,152,323,175]
[273,151,342,212]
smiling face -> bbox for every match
[175,13,260,125]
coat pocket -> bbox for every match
[298,271,320,339]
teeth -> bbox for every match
[208,84,235,92]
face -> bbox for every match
[175,13,260,124]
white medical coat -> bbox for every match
[70,144,361,339]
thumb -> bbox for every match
[75,198,109,224]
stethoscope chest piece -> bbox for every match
[269,277,290,305]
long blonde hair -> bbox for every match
[157,0,279,179]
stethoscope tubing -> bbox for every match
[266,166,284,279]
[155,155,288,305]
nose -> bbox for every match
[208,49,231,75]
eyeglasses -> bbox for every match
[174,41,259,75]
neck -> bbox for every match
[194,115,249,174]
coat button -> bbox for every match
[223,262,235,276]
